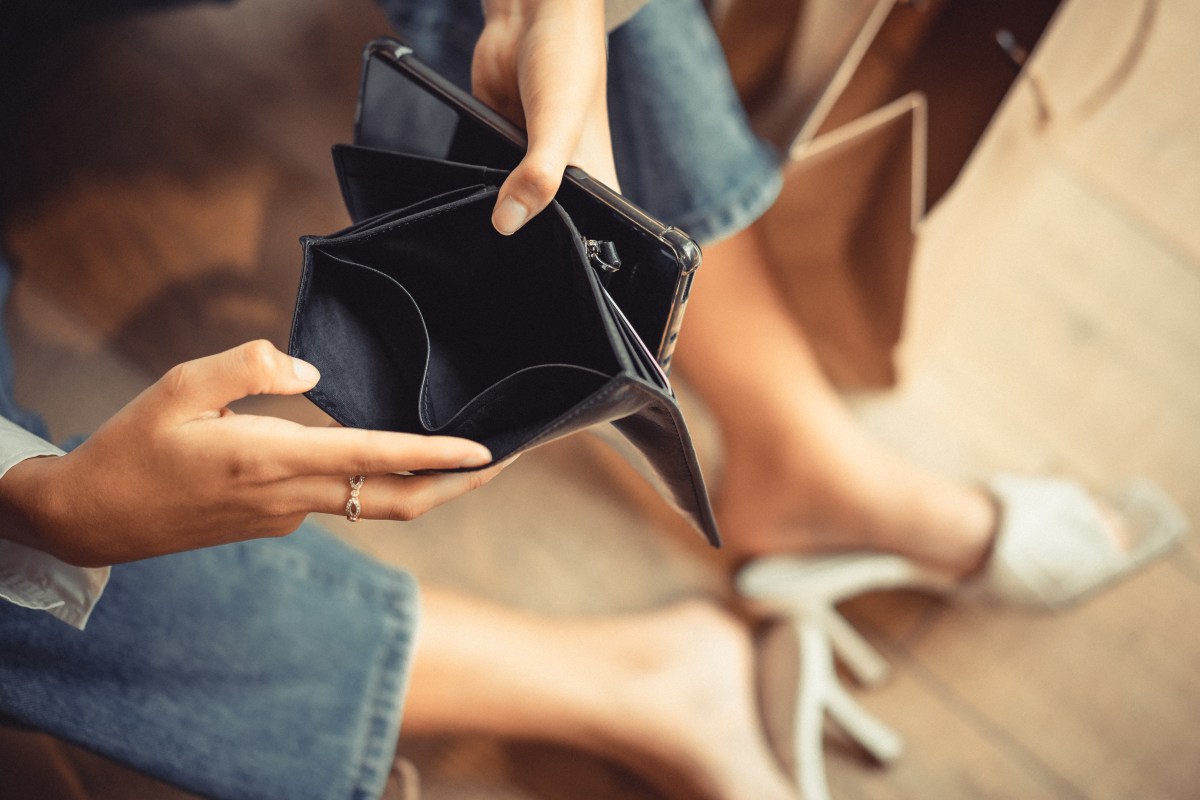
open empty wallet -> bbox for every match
[288,39,720,545]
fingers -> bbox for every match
[291,465,508,522]
[267,426,492,477]
[493,61,590,234]
[493,81,617,231]
[153,340,320,418]
[478,0,610,235]
[192,413,492,481]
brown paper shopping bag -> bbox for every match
[754,92,927,388]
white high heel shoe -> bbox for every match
[737,474,1188,800]
[740,553,930,800]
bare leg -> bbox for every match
[403,589,798,800]
[675,226,996,577]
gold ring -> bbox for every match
[345,475,365,522]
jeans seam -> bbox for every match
[346,572,419,800]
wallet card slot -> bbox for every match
[334,184,490,238]
[334,144,509,222]
[293,247,431,433]
[598,285,670,390]
[431,363,611,458]
[319,189,622,429]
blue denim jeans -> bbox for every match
[0,246,420,800]
[379,0,783,245]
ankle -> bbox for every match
[719,430,999,576]
[872,479,998,577]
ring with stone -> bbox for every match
[345,475,366,522]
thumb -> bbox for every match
[154,339,320,417]
[493,149,567,236]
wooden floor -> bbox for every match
[1,0,1197,798]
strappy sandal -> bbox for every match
[736,475,1188,800]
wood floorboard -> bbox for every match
[904,570,1200,800]
[827,644,1085,800]
[1049,0,1200,270]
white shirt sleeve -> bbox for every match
[0,416,109,630]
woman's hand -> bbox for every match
[473,0,618,234]
[0,340,502,567]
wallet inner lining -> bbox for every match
[308,191,621,434]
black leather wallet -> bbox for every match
[288,39,719,545]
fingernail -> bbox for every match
[458,447,493,468]
[292,358,320,385]
[493,196,529,235]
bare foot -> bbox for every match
[574,601,799,800]
[408,592,798,799]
